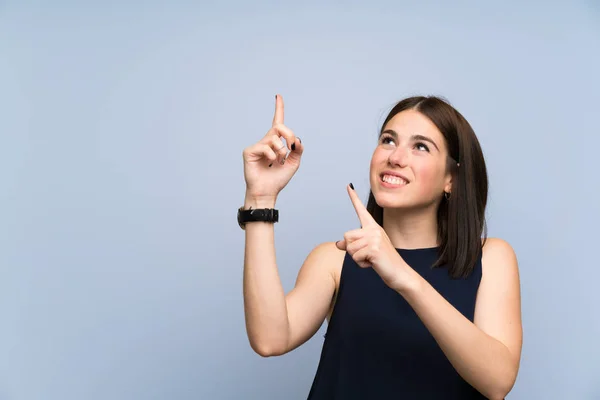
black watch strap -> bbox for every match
[237,206,279,230]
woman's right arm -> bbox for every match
[243,198,340,356]
[242,94,340,357]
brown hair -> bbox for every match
[366,96,488,278]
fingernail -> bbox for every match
[269,163,273,167]
[291,142,296,151]
[349,183,354,190]
[298,137,301,143]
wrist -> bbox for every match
[395,263,425,299]
[244,193,277,209]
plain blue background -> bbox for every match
[1,1,599,399]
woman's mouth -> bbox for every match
[381,174,408,187]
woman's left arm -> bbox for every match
[398,237,523,400]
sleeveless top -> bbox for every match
[306,247,486,399]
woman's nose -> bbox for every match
[388,146,408,167]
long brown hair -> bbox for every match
[366,96,488,278]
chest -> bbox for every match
[329,257,480,347]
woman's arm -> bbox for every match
[243,196,341,357]
[398,237,522,400]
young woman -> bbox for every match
[240,94,522,399]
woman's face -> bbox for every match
[369,109,454,210]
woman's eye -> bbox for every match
[415,142,429,152]
[381,135,395,145]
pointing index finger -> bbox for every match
[347,183,375,227]
[272,94,284,126]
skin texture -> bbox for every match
[242,95,522,400]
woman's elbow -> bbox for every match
[486,372,517,400]
[248,337,288,357]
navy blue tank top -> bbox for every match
[307,247,486,399]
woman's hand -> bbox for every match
[242,95,304,203]
[335,184,415,292]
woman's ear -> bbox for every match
[444,163,458,194]
[444,182,453,195]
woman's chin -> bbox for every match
[372,194,409,209]
[373,192,429,210]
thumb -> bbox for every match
[285,137,304,163]
[335,239,346,251]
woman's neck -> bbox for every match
[382,207,439,250]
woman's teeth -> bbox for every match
[382,175,407,185]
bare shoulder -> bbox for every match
[306,240,346,260]
[479,237,521,297]
[481,237,519,275]
[297,241,345,285]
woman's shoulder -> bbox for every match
[305,241,346,268]
[303,241,346,284]
[482,237,517,263]
[480,237,519,278]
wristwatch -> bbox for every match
[237,206,279,230]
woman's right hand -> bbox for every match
[242,94,304,204]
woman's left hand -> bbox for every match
[335,184,414,293]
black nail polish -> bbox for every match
[269,163,273,167]
[349,183,354,190]
[291,143,296,151]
